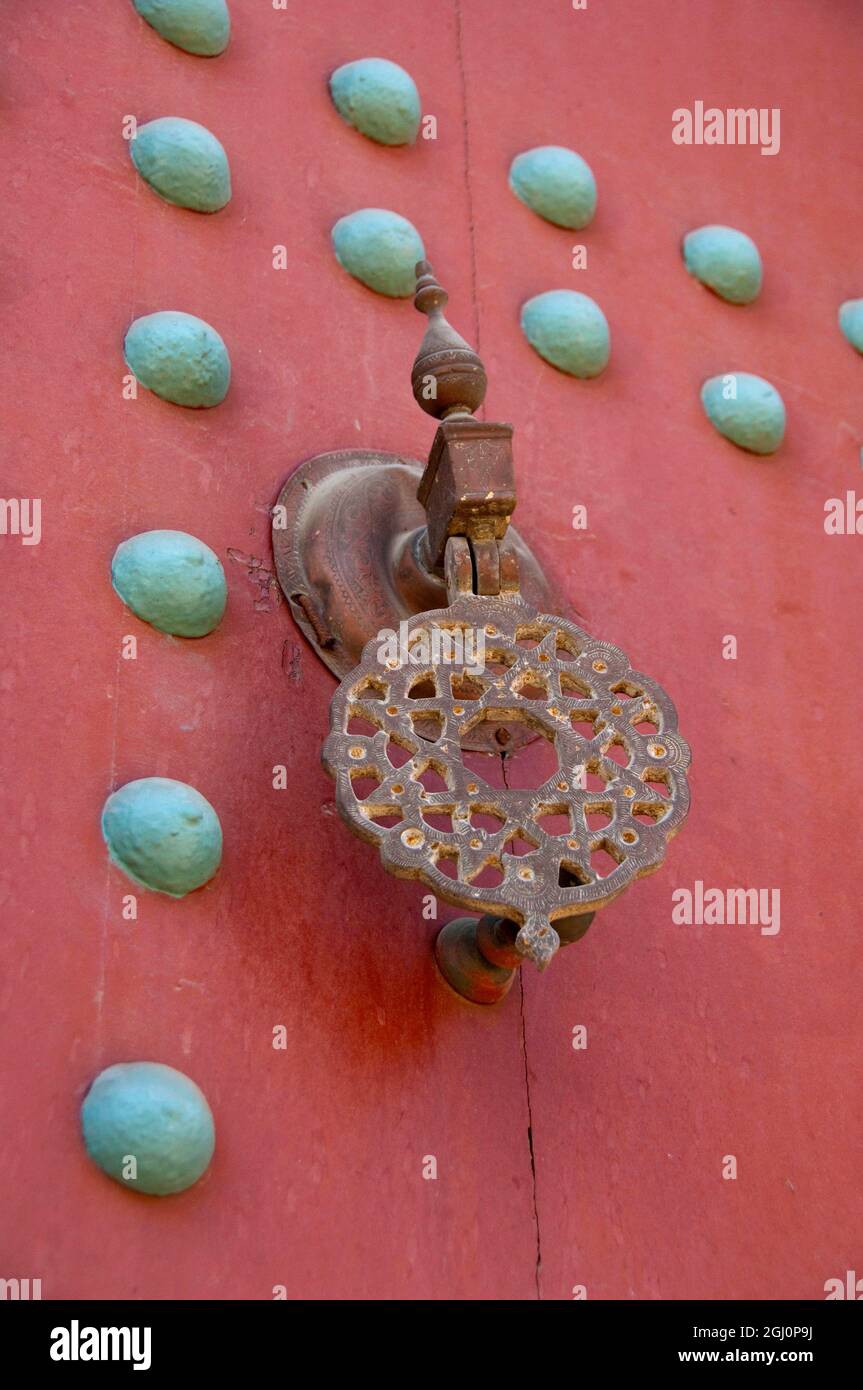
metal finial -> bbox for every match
[411,260,487,419]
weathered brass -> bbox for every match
[272,450,553,682]
[323,551,690,972]
[277,260,690,1002]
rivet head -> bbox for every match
[682,225,762,305]
[521,290,610,379]
[839,299,863,355]
[111,529,226,637]
[509,145,597,230]
[101,777,222,897]
[124,311,230,409]
[130,117,231,212]
[331,208,425,298]
[701,374,786,455]
[81,1061,215,1195]
[329,58,421,147]
[401,828,425,849]
[132,0,230,57]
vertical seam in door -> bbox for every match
[501,752,543,1298]
[97,177,141,1050]
[459,2,539,1294]
[453,0,482,377]
[519,980,543,1299]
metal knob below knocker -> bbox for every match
[274,262,691,1004]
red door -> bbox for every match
[2,0,861,1299]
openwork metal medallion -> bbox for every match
[323,593,691,970]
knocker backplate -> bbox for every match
[273,450,558,755]
[322,594,691,969]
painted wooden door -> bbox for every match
[2,0,860,1300]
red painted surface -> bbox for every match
[1,0,861,1300]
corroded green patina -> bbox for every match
[332,208,425,297]
[683,225,762,304]
[330,58,421,146]
[521,289,610,378]
[509,146,597,230]
[124,310,230,408]
[130,117,231,212]
[839,299,863,354]
[131,0,230,57]
[112,530,227,637]
[102,777,223,897]
[82,1062,215,1196]
[701,373,785,454]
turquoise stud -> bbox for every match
[112,530,227,638]
[521,289,610,378]
[682,225,762,305]
[330,58,421,146]
[331,208,425,297]
[701,373,786,455]
[124,310,230,408]
[131,0,230,58]
[509,146,597,230]
[102,777,223,897]
[82,1062,215,1196]
[130,117,231,212]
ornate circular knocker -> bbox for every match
[323,539,690,974]
[278,262,692,1003]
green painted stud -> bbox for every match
[330,57,421,146]
[682,225,762,305]
[839,299,863,355]
[331,208,425,297]
[102,777,223,897]
[130,117,231,213]
[509,146,597,230]
[521,289,610,378]
[112,530,227,638]
[82,1062,215,1196]
[131,0,230,57]
[124,310,230,408]
[701,373,786,455]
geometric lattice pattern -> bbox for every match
[323,594,690,970]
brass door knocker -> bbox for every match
[274,264,690,1003]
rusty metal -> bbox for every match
[271,260,553,727]
[435,911,596,1005]
[278,257,690,1000]
[411,259,487,419]
[322,571,691,971]
[272,451,554,752]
